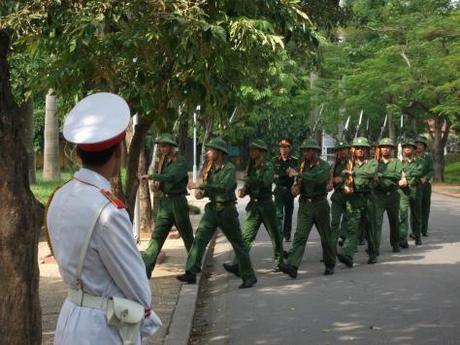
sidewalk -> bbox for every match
[39,193,208,345]
[432,183,460,198]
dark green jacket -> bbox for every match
[150,153,188,195]
[199,161,237,203]
[332,159,348,192]
[419,152,435,181]
[298,159,330,198]
[353,159,378,192]
[244,160,274,199]
[273,155,298,188]
[375,158,403,193]
[402,158,424,187]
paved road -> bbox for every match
[190,192,460,345]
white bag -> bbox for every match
[107,296,145,345]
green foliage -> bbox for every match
[30,170,73,203]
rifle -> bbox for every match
[354,109,363,139]
[327,115,351,191]
[397,114,404,161]
[374,114,388,161]
[311,104,323,137]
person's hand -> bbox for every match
[141,310,162,338]
[398,178,408,188]
[286,168,298,178]
[195,189,205,200]
[238,188,247,198]
[343,170,353,176]
[420,177,427,184]
[291,184,301,197]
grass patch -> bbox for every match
[445,161,460,185]
[31,170,74,204]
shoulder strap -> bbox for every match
[75,200,111,290]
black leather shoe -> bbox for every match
[272,265,281,272]
[239,276,257,289]
[223,262,240,277]
[392,245,401,253]
[409,233,416,240]
[338,237,345,247]
[284,236,291,242]
[176,271,196,284]
[324,266,335,275]
[337,253,354,268]
[278,263,298,278]
[399,240,409,249]
[283,250,289,259]
[422,233,429,237]
[367,257,377,264]
[358,239,365,246]
[415,238,422,246]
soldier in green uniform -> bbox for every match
[273,138,298,241]
[398,138,424,246]
[177,137,257,289]
[278,138,336,278]
[327,141,350,247]
[223,139,284,275]
[337,137,378,268]
[373,138,403,254]
[141,134,195,279]
[415,135,434,237]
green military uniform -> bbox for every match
[339,137,378,266]
[329,141,350,244]
[185,138,256,283]
[415,136,434,236]
[273,152,298,241]
[373,138,403,253]
[232,140,284,267]
[142,134,194,278]
[399,139,424,245]
[286,139,336,272]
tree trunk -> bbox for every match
[198,117,213,173]
[148,133,161,221]
[177,116,188,153]
[0,30,42,345]
[138,146,152,233]
[43,89,60,181]
[125,115,154,219]
[21,97,36,184]
[429,115,451,182]
[388,112,395,140]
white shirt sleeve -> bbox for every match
[96,206,152,308]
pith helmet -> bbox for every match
[300,138,321,151]
[378,138,395,147]
[334,140,350,150]
[415,135,429,147]
[352,137,370,148]
[155,133,178,147]
[278,138,292,147]
[206,137,228,154]
[249,139,268,151]
[401,138,416,148]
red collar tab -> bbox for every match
[100,189,126,209]
[77,131,126,152]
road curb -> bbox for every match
[163,232,217,345]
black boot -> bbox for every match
[415,237,422,246]
[337,253,354,268]
[367,256,378,264]
[278,263,298,278]
[223,262,240,277]
[392,245,401,253]
[324,266,335,275]
[176,271,196,284]
[239,276,257,289]
[399,240,409,249]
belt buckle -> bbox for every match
[307,198,312,202]
[386,191,391,196]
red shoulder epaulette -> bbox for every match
[100,189,126,209]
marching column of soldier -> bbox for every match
[143,131,434,286]
[47,92,435,344]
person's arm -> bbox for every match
[424,154,435,181]
[200,164,235,193]
[149,156,187,184]
[299,161,330,184]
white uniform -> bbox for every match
[47,168,158,345]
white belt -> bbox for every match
[67,289,108,311]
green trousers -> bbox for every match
[143,196,194,270]
[420,182,431,236]
[374,190,400,249]
[340,193,377,259]
[330,191,349,240]
[399,186,422,241]
[185,202,256,281]
[232,199,284,266]
[287,197,336,269]
[274,186,295,240]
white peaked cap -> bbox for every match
[63,92,130,151]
